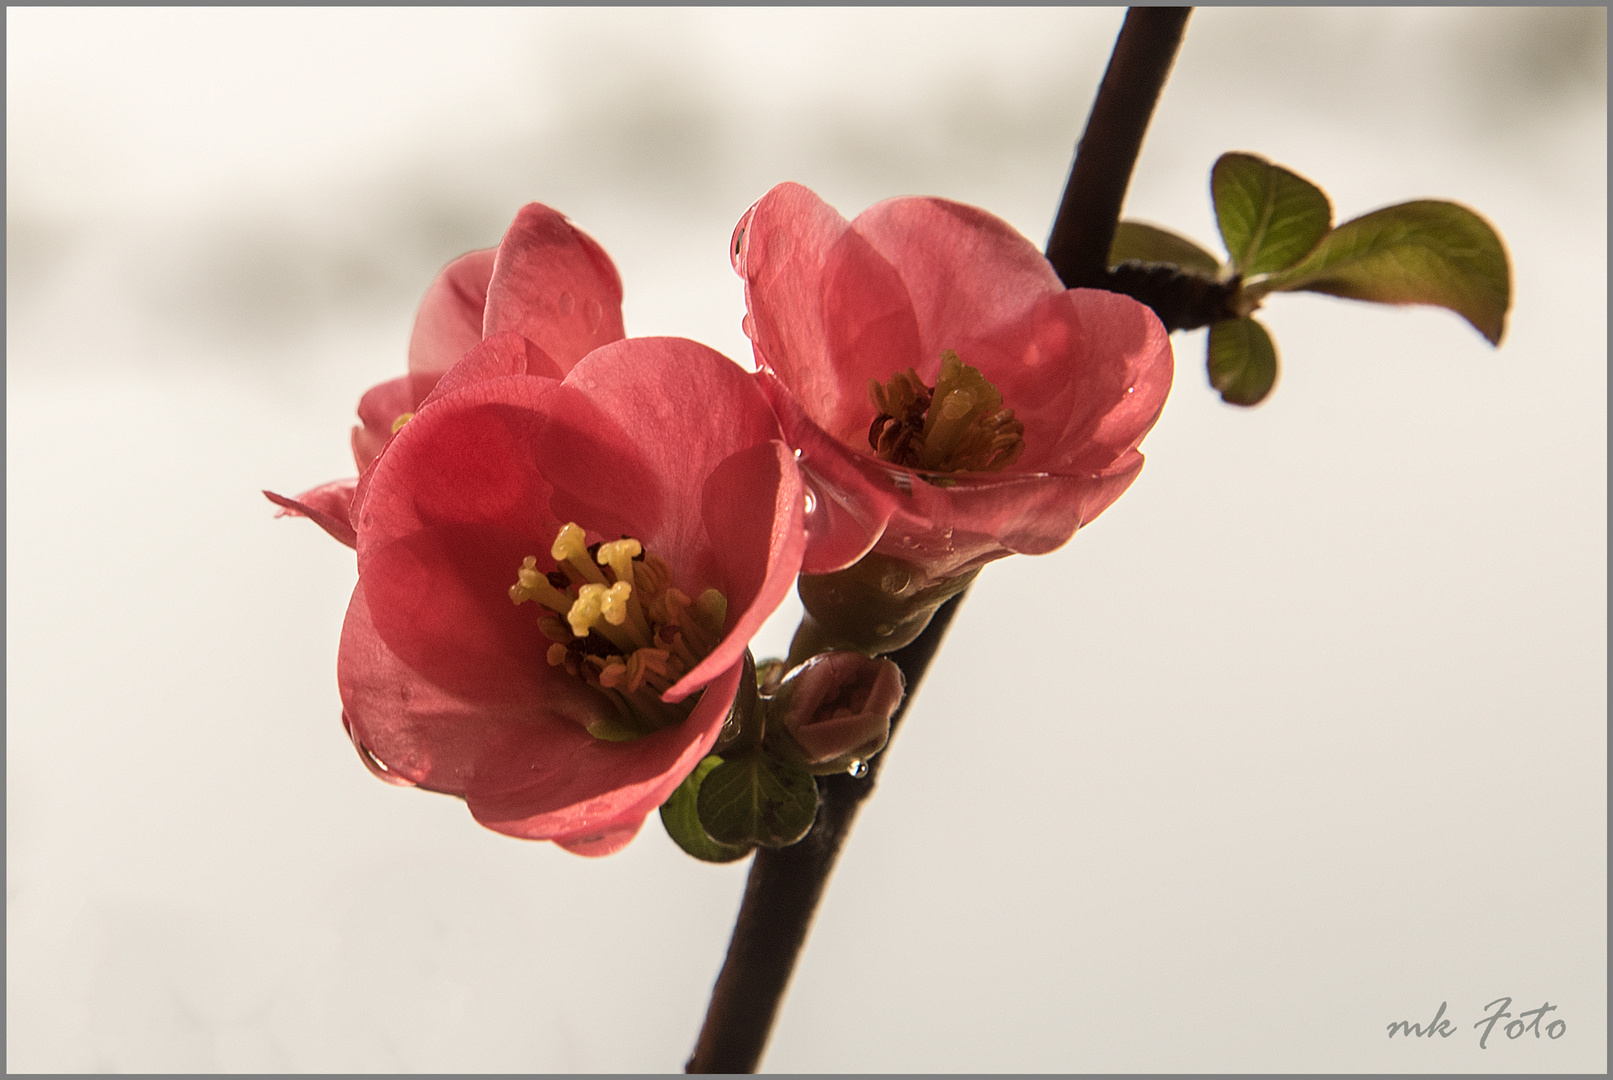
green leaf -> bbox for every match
[1108,220,1223,277]
[660,756,753,863]
[697,753,818,848]
[1263,200,1511,345]
[1212,152,1333,277]
[1208,317,1279,406]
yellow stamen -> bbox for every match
[510,556,577,615]
[600,580,654,647]
[596,538,642,588]
[552,523,607,586]
[867,350,1025,474]
[510,524,728,743]
[390,412,414,434]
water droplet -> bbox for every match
[803,490,817,515]
[1125,385,1136,394]
[584,298,603,333]
[793,447,803,459]
[742,314,756,338]
[557,291,575,316]
[880,569,911,595]
[846,759,868,779]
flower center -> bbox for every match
[509,522,727,742]
[867,351,1026,474]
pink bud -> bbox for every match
[772,652,904,770]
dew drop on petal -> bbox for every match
[585,298,603,333]
[846,759,868,779]
[803,489,817,516]
[557,291,575,316]
[742,314,756,339]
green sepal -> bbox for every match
[660,755,753,863]
[1108,220,1223,277]
[1207,317,1279,406]
[1262,200,1511,345]
[1212,152,1333,277]
[696,752,818,849]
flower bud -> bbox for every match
[767,652,905,774]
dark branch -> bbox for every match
[686,9,1194,1072]
[684,595,966,1074]
[1106,260,1239,332]
[1046,7,1193,290]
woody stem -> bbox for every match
[684,8,1193,1073]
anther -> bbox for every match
[552,523,607,586]
[596,538,642,587]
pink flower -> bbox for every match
[267,203,626,548]
[338,333,805,855]
[732,183,1174,585]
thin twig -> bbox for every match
[685,9,1193,1072]
[1045,7,1193,289]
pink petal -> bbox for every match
[351,375,418,472]
[465,659,741,844]
[408,248,497,403]
[851,196,1065,360]
[483,204,626,372]
[555,822,644,857]
[554,337,795,573]
[354,382,565,701]
[264,480,358,549]
[338,580,622,794]
[415,331,563,411]
[759,370,895,574]
[737,184,924,442]
[665,439,805,701]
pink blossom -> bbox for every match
[338,335,805,855]
[268,203,625,547]
[769,652,904,773]
[732,183,1174,586]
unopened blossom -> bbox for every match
[338,334,805,854]
[267,203,625,547]
[732,182,1174,587]
[767,652,904,774]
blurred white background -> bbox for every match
[7,7,1605,1073]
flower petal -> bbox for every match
[666,439,805,701]
[465,659,741,844]
[264,480,358,549]
[851,195,1065,359]
[737,183,925,443]
[555,337,796,580]
[408,248,497,402]
[351,375,418,472]
[416,330,563,411]
[483,204,626,371]
[338,580,607,792]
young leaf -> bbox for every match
[697,753,818,848]
[1208,317,1279,406]
[1108,220,1223,277]
[1212,152,1333,277]
[1264,200,1511,345]
[660,756,753,863]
